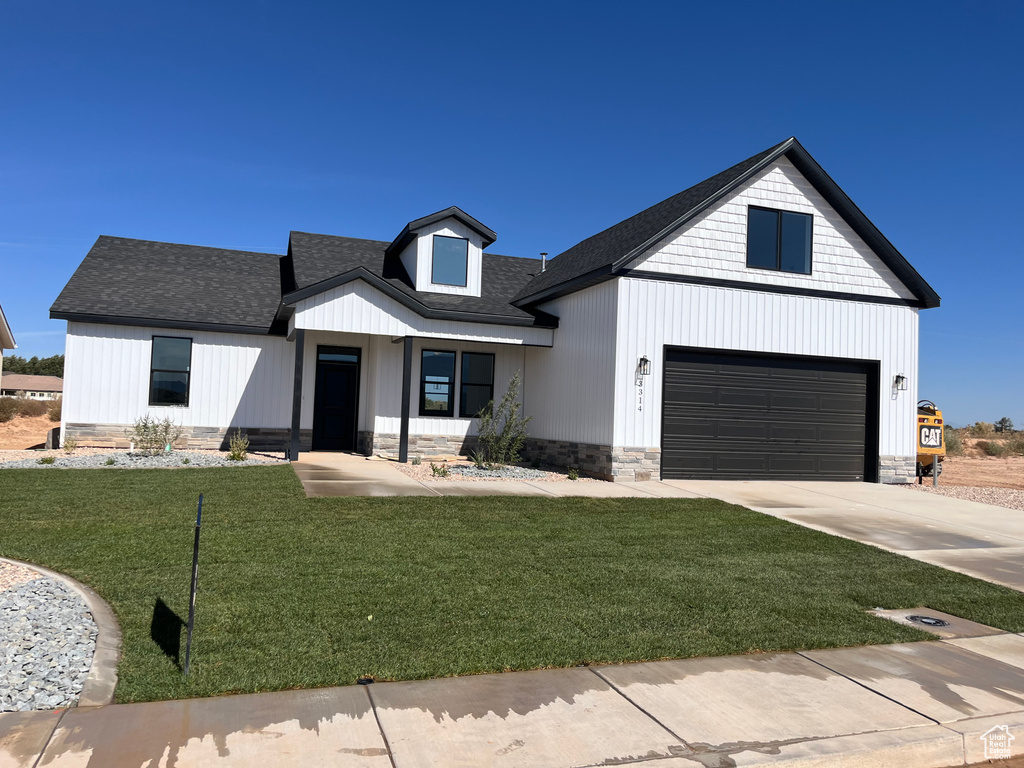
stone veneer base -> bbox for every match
[65,423,311,452]
[878,455,916,485]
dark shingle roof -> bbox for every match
[512,137,940,309]
[511,140,790,304]
[50,236,284,333]
[287,232,552,326]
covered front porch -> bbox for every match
[282,275,554,462]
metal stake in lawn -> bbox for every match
[184,493,202,676]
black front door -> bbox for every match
[312,346,360,451]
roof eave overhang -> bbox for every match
[49,311,282,336]
[283,268,558,329]
[0,303,15,349]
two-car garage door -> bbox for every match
[661,349,877,481]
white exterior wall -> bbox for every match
[63,322,294,429]
[291,279,553,347]
[370,337,526,438]
[524,281,618,446]
[398,218,484,297]
[628,157,917,301]
[612,278,919,458]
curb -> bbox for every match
[0,556,121,707]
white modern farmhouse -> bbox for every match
[51,138,939,483]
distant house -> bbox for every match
[0,373,63,401]
[0,304,15,377]
[51,138,939,483]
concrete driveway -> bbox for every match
[664,480,1024,592]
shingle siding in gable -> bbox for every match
[628,158,917,301]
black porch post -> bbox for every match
[398,336,413,463]
[289,329,305,461]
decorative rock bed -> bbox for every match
[0,450,287,470]
[447,465,548,480]
[0,565,97,711]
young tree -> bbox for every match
[475,371,532,466]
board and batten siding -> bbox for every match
[63,322,294,430]
[627,157,917,301]
[291,279,553,347]
[370,336,526,438]
[613,278,919,459]
[525,281,619,446]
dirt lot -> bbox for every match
[940,455,1024,490]
[0,414,55,449]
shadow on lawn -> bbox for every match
[151,598,185,669]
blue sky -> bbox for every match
[2,1,1021,427]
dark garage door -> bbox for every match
[661,349,877,481]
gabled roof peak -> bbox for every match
[510,137,939,309]
[384,206,497,260]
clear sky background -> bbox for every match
[2,1,1021,427]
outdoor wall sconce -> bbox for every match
[894,373,908,391]
[638,356,652,376]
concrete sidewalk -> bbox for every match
[4,630,1024,767]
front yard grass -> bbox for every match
[2,465,1023,703]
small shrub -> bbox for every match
[970,421,995,437]
[105,457,116,466]
[124,416,183,455]
[182,457,190,465]
[410,456,421,466]
[469,448,488,470]
[61,436,77,454]
[567,467,579,481]
[37,456,55,465]
[1007,435,1024,456]
[944,427,964,456]
[228,429,249,461]
[476,371,532,467]
[16,398,48,418]
[0,398,16,423]
[47,398,62,422]
[430,462,449,478]
[975,440,1005,457]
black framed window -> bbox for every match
[431,235,469,286]
[420,350,456,417]
[460,352,494,417]
[149,336,192,406]
[746,206,812,274]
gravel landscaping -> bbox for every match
[0,449,287,470]
[394,457,596,482]
[903,482,1024,512]
[1,568,97,711]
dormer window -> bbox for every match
[431,235,468,286]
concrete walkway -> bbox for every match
[291,453,703,499]
[661,480,1024,593]
[4,628,1024,767]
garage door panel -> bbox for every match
[662,350,874,481]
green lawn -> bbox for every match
[2,465,1022,703]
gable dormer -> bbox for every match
[384,207,496,297]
